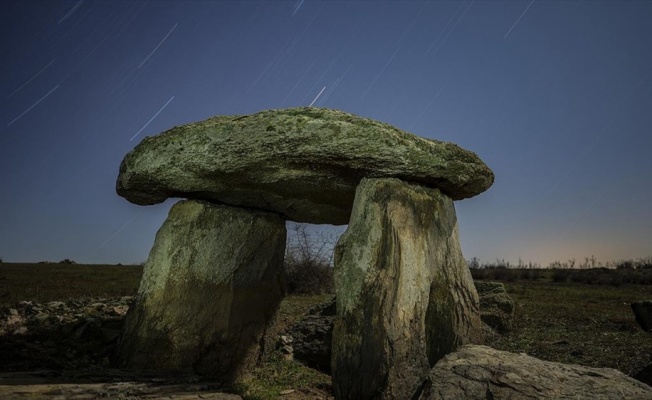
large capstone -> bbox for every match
[116,107,494,224]
[114,200,286,382]
[332,178,483,400]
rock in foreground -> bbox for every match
[117,107,494,224]
[418,345,652,400]
[332,178,482,399]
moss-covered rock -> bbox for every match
[114,200,286,382]
[117,107,494,224]
[332,178,482,399]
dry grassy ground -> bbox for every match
[1,263,651,399]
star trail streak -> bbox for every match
[59,0,85,24]
[138,22,178,69]
[1,1,650,266]
[130,95,175,141]
[504,0,535,39]
[7,59,56,98]
[7,84,60,127]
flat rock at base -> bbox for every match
[418,345,652,400]
[332,178,482,400]
[117,107,494,224]
[632,301,652,332]
[114,200,286,382]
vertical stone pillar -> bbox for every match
[115,200,286,382]
[332,178,482,399]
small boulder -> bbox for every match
[632,300,652,332]
[418,345,652,399]
[287,297,336,372]
[117,107,494,224]
[474,281,514,333]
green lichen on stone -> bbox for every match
[117,107,494,224]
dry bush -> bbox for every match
[284,224,337,295]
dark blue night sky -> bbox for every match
[2,1,651,266]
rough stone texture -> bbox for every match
[287,285,511,373]
[116,107,494,224]
[418,345,652,400]
[287,296,336,373]
[115,200,286,382]
[474,281,514,333]
[332,178,483,400]
[632,301,652,332]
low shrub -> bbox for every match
[284,224,336,295]
[285,259,334,295]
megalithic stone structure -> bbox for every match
[114,107,494,394]
[114,200,286,382]
[332,178,483,399]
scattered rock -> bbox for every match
[0,297,133,371]
[332,178,483,399]
[116,107,494,224]
[474,281,514,333]
[418,345,652,399]
[279,335,294,361]
[632,300,652,332]
[287,297,336,372]
[115,200,287,383]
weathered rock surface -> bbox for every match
[474,281,514,333]
[418,345,652,400]
[117,107,494,224]
[632,300,652,332]
[115,200,286,382]
[332,178,483,399]
[287,296,336,372]
[287,285,512,373]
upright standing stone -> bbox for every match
[115,200,286,382]
[332,178,482,400]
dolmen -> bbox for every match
[114,107,494,396]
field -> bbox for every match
[0,263,142,305]
[1,262,651,399]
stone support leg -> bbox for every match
[115,200,286,382]
[332,178,482,399]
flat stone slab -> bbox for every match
[0,370,241,400]
[418,345,652,399]
[117,107,494,224]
